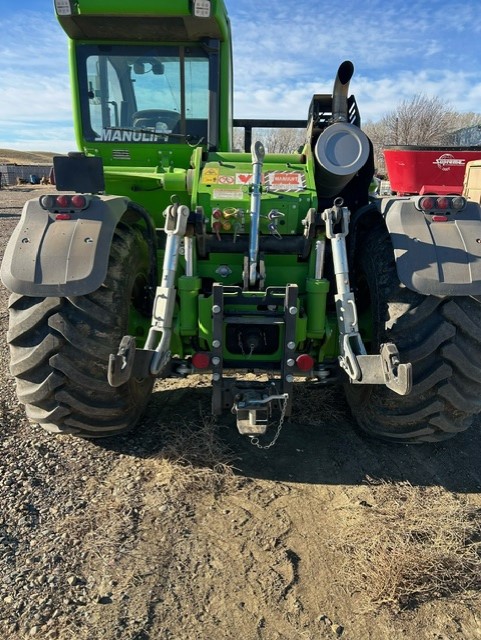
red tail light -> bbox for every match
[192,353,211,369]
[296,354,314,371]
[71,195,87,209]
[436,197,449,209]
[420,197,435,211]
[56,195,70,208]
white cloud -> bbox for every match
[1,1,481,151]
[0,71,72,122]
[0,9,74,151]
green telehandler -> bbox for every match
[2,0,481,443]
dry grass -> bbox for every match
[292,383,348,425]
[146,409,239,500]
[330,480,481,610]
[0,148,57,165]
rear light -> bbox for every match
[212,208,222,219]
[451,196,466,211]
[192,352,211,369]
[39,195,56,209]
[192,0,211,18]
[39,194,90,212]
[417,195,466,213]
[296,354,315,371]
[420,197,435,211]
[71,195,87,209]
[56,195,70,208]
[432,215,448,222]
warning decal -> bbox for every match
[201,167,220,184]
[265,171,306,192]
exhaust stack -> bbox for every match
[313,60,370,197]
[332,60,354,123]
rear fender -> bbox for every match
[1,194,130,296]
[381,196,481,296]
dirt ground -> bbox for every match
[1,185,481,640]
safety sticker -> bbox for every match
[218,175,235,185]
[235,173,253,185]
[202,167,220,184]
[265,171,306,191]
[213,189,245,201]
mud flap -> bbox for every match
[1,195,130,296]
[381,196,481,296]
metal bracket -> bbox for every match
[210,283,298,417]
[108,335,136,387]
[352,343,412,395]
[234,393,289,435]
[107,336,157,387]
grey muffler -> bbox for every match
[314,61,370,197]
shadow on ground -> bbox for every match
[99,382,481,494]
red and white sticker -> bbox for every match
[235,173,254,185]
[265,171,306,191]
[218,175,235,184]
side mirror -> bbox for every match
[152,62,165,75]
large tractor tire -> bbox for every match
[344,224,481,443]
[7,223,155,437]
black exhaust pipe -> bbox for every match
[332,60,354,123]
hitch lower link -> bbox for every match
[323,200,412,396]
[108,202,190,387]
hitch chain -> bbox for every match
[249,393,289,450]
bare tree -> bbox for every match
[233,127,305,153]
[362,96,481,174]
[380,94,456,147]
[448,111,481,131]
[261,128,306,154]
[362,120,391,174]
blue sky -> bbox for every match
[1,0,481,153]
